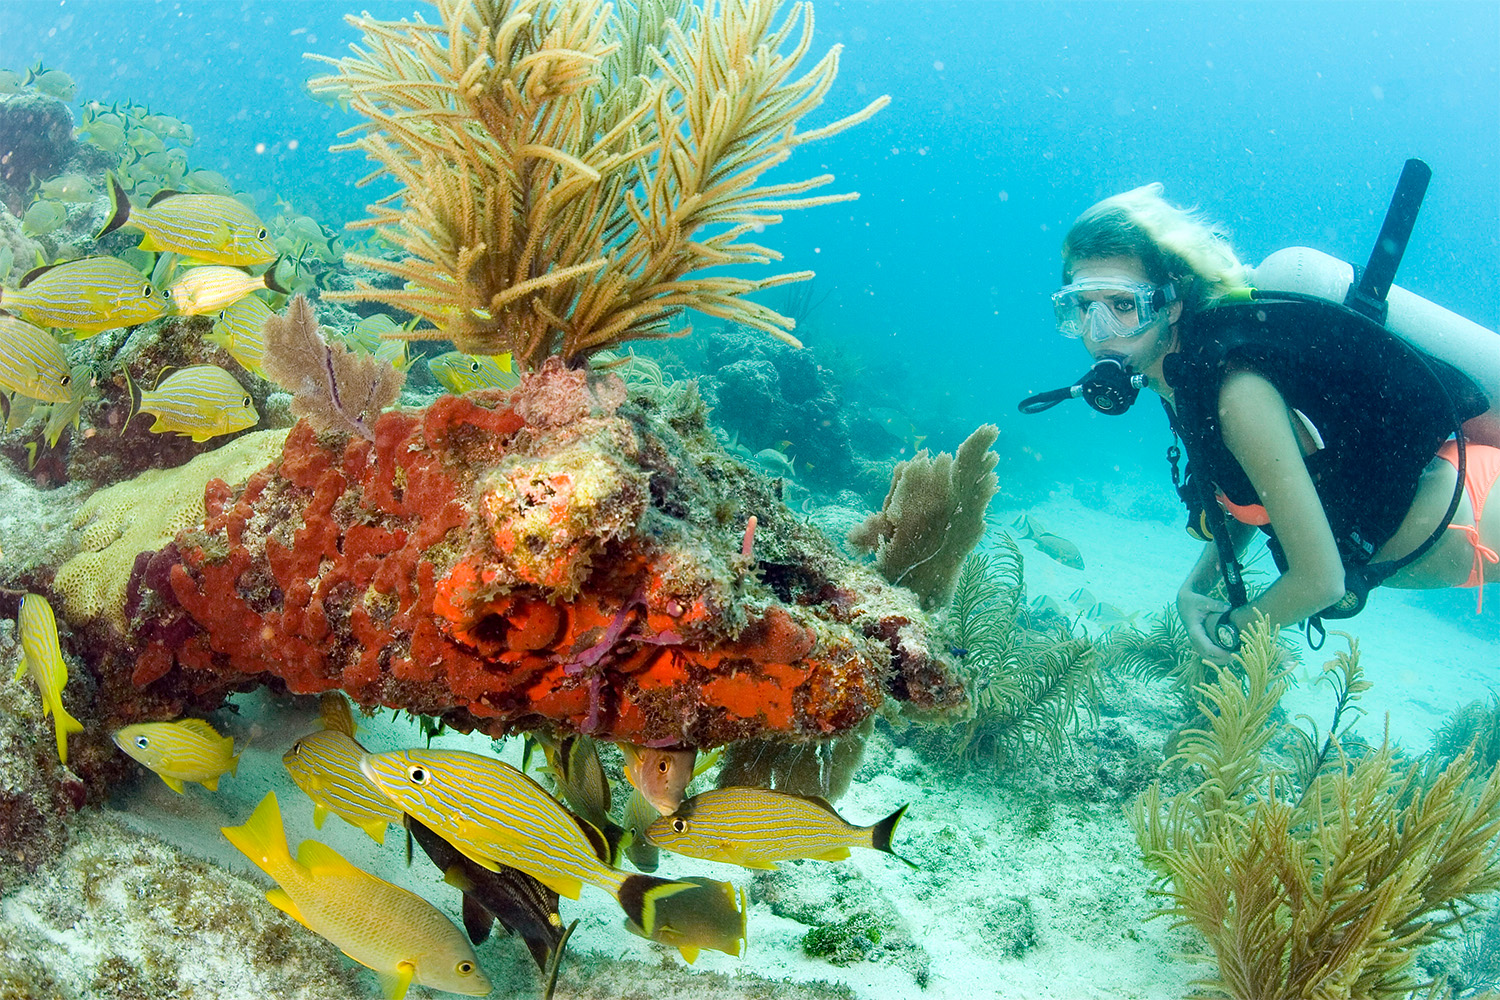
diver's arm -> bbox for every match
[1216,370,1346,638]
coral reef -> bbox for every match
[312,0,887,364]
[0,93,79,215]
[848,425,1000,611]
[89,363,963,746]
[716,717,872,803]
[1130,621,1500,1000]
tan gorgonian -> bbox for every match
[310,0,887,367]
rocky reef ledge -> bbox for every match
[87,362,964,747]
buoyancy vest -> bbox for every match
[1161,293,1488,572]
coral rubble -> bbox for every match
[99,363,963,747]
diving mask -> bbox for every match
[1053,278,1177,342]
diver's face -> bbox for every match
[1067,256,1182,390]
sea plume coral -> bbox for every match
[309,0,888,365]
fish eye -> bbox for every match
[241,396,251,406]
[456,961,475,975]
[657,760,670,773]
[469,361,481,372]
[142,284,153,297]
[135,736,149,749]
[408,765,429,784]
[257,228,267,239]
[671,817,688,833]
[60,374,71,386]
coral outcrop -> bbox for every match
[96,364,963,746]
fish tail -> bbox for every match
[262,257,289,296]
[221,791,292,878]
[870,803,918,868]
[51,700,85,765]
[122,364,142,431]
[615,874,696,938]
[97,172,132,240]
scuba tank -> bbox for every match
[1251,245,1500,448]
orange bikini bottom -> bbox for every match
[1436,440,1500,611]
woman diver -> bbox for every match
[1037,178,1499,665]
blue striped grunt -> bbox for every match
[98,174,277,266]
[207,295,273,375]
[167,263,285,316]
[113,718,239,793]
[360,748,694,937]
[125,363,257,442]
[426,351,519,395]
[283,694,403,843]
[0,315,73,403]
[622,875,748,963]
[646,787,914,870]
[15,594,85,764]
[223,792,489,1000]
[0,257,168,333]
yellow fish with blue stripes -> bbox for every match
[0,315,72,403]
[283,694,402,843]
[167,264,285,316]
[113,718,238,793]
[125,363,257,442]
[646,787,915,870]
[222,792,489,1000]
[427,351,519,395]
[15,594,85,764]
[0,257,168,333]
[98,174,277,266]
[360,748,693,937]
[207,295,273,375]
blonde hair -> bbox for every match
[1061,183,1248,310]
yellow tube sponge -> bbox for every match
[54,430,288,632]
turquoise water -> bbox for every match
[1,2,1498,998]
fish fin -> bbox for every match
[173,718,222,740]
[18,261,61,288]
[543,919,578,1000]
[51,703,84,765]
[11,658,23,682]
[460,894,493,945]
[533,871,583,900]
[377,962,415,1000]
[295,839,353,875]
[310,802,329,829]
[162,775,186,794]
[810,846,851,862]
[442,864,475,892]
[121,364,142,431]
[318,692,356,735]
[869,802,912,866]
[201,775,220,791]
[264,888,310,927]
[677,945,700,964]
[96,173,131,239]
[221,792,290,878]
[145,188,184,208]
[262,257,289,295]
[359,819,387,844]
[617,875,695,938]
[208,220,232,249]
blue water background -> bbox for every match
[1,1,1496,610]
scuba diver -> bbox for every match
[1020,163,1499,665]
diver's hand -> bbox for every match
[1177,588,1232,666]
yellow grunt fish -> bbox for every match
[206,295,273,375]
[167,264,285,316]
[360,748,693,936]
[623,788,661,873]
[38,172,96,204]
[620,743,697,816]
[283,694,402,843]
[15,594,85,764]
[0,315,73,403]
[98,174,277,266]
[113,718,239,793]
[125,363,257,442]
[223,792,489,1000]
[21,200,67,238]
[0,257,167,333]
[533,733,613,836]
[427,351,519,395]
[647,787,914,870]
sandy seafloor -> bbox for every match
[4,480,1495,1000]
